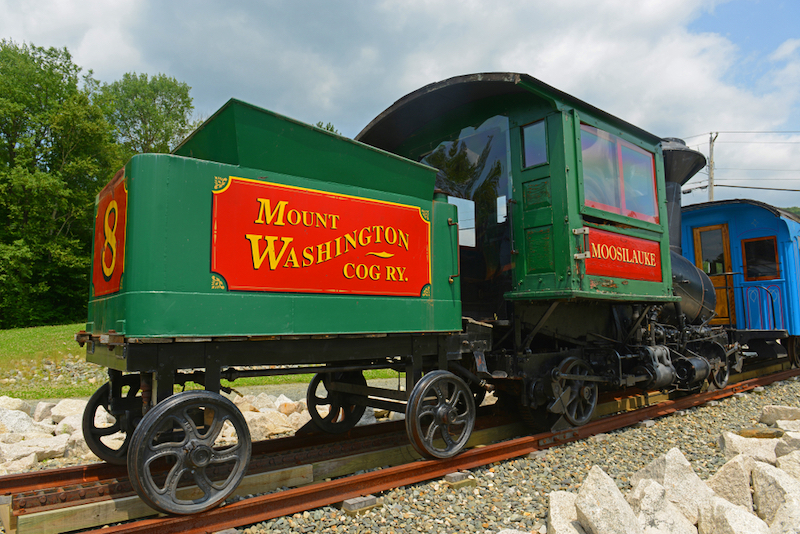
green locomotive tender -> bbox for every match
[78,73,732,515]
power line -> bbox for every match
[714,184,800,192]
[715,168,800,172]
[715,141,800,144]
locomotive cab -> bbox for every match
[357,73,677,330]
[358,73,732,429]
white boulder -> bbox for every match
[776,420,800,432]
[627,478,697,534]
[547,490,586,534]
[775,431,800,458]
[719,431,778,465]
[56,414,83,435]
[769,498,800,534]
[0,408,54,435]
[33,402,56,422]
[698,496,769,534]
[761,406,800,426]
[2,452,38,473]
[707,454,755,512]
[287,410,311,430]
[0,434,70,463]
[0,396,33,416]
[776,450,800,481]
[50,399,88,423]
[751,461,800,524]
[251,393,277,412]
[575,466,642,534]
[630,448,715,524]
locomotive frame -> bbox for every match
[77,72,788,515]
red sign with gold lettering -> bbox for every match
[584,228,662,282]
[211,177,431,296]
[93,169,127,297]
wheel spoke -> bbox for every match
[453,413,471,425]
[158,463,189,497]
[440,427,456,448]
[423,421,441,443]
[417,405,437,419]
[200,414,227,443]
[431,382,447,403]
[89,420,121,437]
[210,446,243,465]
[192,469,217,498]
[143,444,184,467]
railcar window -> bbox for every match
[420,115,513,320]
[743,236,780,281]
[420,115,510,254]
[580,124,658,223]
[447,197,476,247]
[522,120,547,168]
[699,228,726,275]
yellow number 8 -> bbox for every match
[101,200,118,281]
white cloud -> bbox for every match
[0,0,144,78]
[3,0,799,205]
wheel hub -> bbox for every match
[436,405,457,425]
[186,442,213,468]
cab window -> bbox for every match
[581,124,658,223]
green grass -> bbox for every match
[0,323,402,400]
[0,323,82,363]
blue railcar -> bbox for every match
[681,199,799,362]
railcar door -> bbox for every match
[692,224,735,326]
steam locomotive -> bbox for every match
[76,72,788,515]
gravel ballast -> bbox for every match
[8,376,800,533]
[228,377,800,534]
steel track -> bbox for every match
[3,365,797,533]
[78,367,799,534]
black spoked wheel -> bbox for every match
[307,371,367,434]
[405,370,476,459]
[710,354,731,389]
[549,358,598,427]
[789,336,800,368]
[127,390,251,515]
[82,374,142,465]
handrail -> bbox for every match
[711,271,780,330]
[744,284,779,330]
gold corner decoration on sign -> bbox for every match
[211,274,227,290]
[213,176,230,192]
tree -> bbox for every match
[98,72,194,155]
[0,40,120,327]
[315,121,340,135]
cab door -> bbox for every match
[692,224,735,326]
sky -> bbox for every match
[2,0,799,207]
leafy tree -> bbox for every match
[783,207,800,218]
[98,72,194,155]
[0,40,120,328]
[315,121,340,135]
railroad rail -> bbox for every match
[1,363,797,534]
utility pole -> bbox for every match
[708,132,719,201]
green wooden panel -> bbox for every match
[88,121,461,338]
[525,227,555,274]
[174,99,435,202]
[523,178,551,211]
